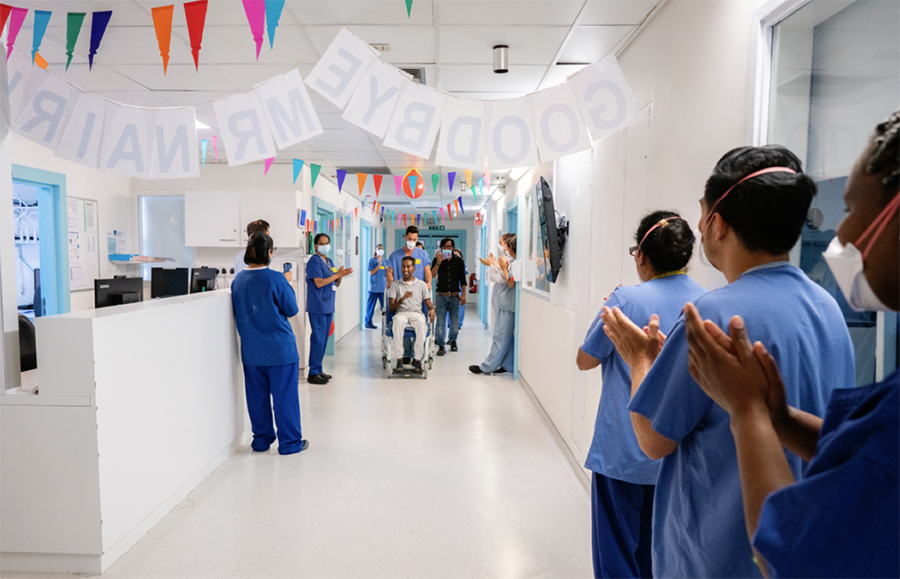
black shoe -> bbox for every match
[365,323,377,329]
[437,346,446,356]
[320,372,332,380]
[402,357,412,365]
[393,363,405,375]
[494,367,508,374]
[307,374,329,385]
[469,365,484,374]
[301,439,310,452]
[412,359,423,374]
[449,341,458,352]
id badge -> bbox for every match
[415,259,421,265]
[331,267,337,273]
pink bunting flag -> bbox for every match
[5,7,27,62]
[241,0,265,61]
[394,175,402,198]
[212,135,219,162]
[440,207,445,224]
[264,157,274,174]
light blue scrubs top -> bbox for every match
[387,247,430,283]
[580,273,707,484]
[754,369,899,578]
[368,257,386,292]
[629,263,855,579]
[306,254,336,315]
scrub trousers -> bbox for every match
[243,362,304,455]
[308,312,333,377]
[479,308,514,373]
[591,472,654,579]
[365,291,384,326]
[435,294,460,346]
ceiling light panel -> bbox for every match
[560,26,633,64]
[439,26,568,66]
[438,1,584,26]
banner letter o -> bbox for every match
[540,103,581,153]
[493,115,530,165]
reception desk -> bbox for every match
[0,291,250,574]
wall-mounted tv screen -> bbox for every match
[537,177,562,283]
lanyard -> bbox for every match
[651,269,687,280]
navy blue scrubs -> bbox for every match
[306,254,336,377]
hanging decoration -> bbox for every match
[265,0,285,49]
[33,51,47,69]
[405,0,413,18]
[447,171,456,193]
[373,174,383,197]
[464,169,472,190]
[212,135,219,162]
[440,207,445,224]
[183,0,207,71]
[241,0,265,61]
[336,169,347,193]
[5,6,27,61]
[357,172,367,195]
[394,175,402,198]
[403,168,424,199]
[151,5,174,74]
[310,163,321,188]
[0,5,11,32]
[292,158,304,184]
[458,196,465,215]
[65,12,86,70]
[264,157,274,174]
[431,173,440,194]
[88,10,113,70]
[201,138,208,166]
[31,10,51,65]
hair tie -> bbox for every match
[639,216,683,249]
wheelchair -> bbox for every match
[381,302,435,379]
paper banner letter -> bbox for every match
[5,7,27,62]
[184,0,208,71]
[89,11,113,70]
[568,56,642,142]
[242,0,265,61]
[151,5,174,75]
[256,69,323,148]
[13,74,81,150]
[383,83,447,159]
[485,98,539,170]
[310,163,321,188]
[152,106,200,178]
[31,10,52,65]
[436,97,486,170]
[265,0,285,49]
[336,169,347,193]
[201,138,207,166]
[373,174,383,196]
[264,157,274,174]
[212,91,276,166]
[357,173,367,195]
[64,12,87,70]
[305,28,377,109]
[212,134,218,162]
[54,93,106,167]
[447,171,456,192]
[342,59,405,138]
[394,175,402,198]
[100,103,154,178]
[529,84,591,163]
[293,158,304,184]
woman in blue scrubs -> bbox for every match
[306,233,352,385]
[684,111,899,578]
[231,232,308,455]
[576,212,706,578]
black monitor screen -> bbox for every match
[151,268,189,299]
[190,267,218,293]
[537,177,562,283]
[94,277,144,309]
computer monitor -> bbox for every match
[190,267,218,293]
[94,277,144,309]
[150,268,189,299]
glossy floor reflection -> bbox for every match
[14,309,592,578]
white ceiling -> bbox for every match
[5,0,661,211]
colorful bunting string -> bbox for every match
[405,0,413,18]
[33,51,47,69]
[408,175,417,197]
[0,5,11,32]
[151,5,174,74]
[464,169,472,189]
[242,0,265,61]
[5,7,27,62]
[89,10,112,70]
[183,0,207,71]
[336,169,347,193]
[265,0,285,50]
[310,164,321,188]
[292,158,304,184]
[264,157,274,174]
[201,138,207,166]
[458,196,465,215]
[357,172,367,195]
[212,135,218,162]
[65,12,86,71]
[373,174,383,197]
[394,175,402,198]
[31,10,51,65]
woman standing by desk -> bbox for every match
[306,233,353,385]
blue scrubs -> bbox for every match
[753,369,899,578]
[387,247,430,283]
[231,268,303,454]
[581,274,707,578]
[306,254,336,377]
[629,263,855,578]
[365,257,386,326]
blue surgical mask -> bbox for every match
[317,244,330,255]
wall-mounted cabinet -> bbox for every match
[185,190,300,248]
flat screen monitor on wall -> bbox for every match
[538,177,562,283]
[150,268,189,299]
[94,277,144,309]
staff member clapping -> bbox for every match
[306,233,352,385]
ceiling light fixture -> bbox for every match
[509,167,529,181]
[493,45,509,74]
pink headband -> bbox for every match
[639,216,683,249]
[702,166,797,231]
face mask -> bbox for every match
[376,249,384,256]
[406,240,416,250]
[317,244,330,255]
[442,249,452,258]
[693,228,713,268]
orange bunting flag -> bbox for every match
[358,173,367,195]
[464,169,473,189]
[33,51,48,69]
[151,5,174,75]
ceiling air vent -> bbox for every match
[400,68,426,85]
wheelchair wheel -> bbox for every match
[382,357,387,369]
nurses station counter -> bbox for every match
[0,291,251,574]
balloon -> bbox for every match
[403,168,425,199]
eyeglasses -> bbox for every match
[628,245,639,256]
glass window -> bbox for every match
[139,196,193,281]
[768,0,899,384]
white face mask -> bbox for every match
[693,228,713,268]
[376,248,384,256]
[823,236,889,312]
[406,240,417,250]
[317,244,330,255]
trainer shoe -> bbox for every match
[412,360,423,374]
[307,374,329,385]
[437,346,446,356]
[469,365,484,374]
[449,341,458,352]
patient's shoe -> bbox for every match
[393,361,405,375]
[412,360,423,374]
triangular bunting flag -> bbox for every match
[89,10,112,70]
[151,5,174,74]
[65,12,86,71]
[310,164,321,188]
[358,173,367,195]
[264,157,274,175]
[5,7,27,61]
[447,203,453,221]
[478,177,484,197]
[242,0,265,61]
[336,169,347,193]
[458,196,465,215]
[409,175,418,197]
[293,159,304,184]
[440,207,445,224]
[183,0,207,71]
[373,174,383,197]
[394,175,402,198]
[447,171,456,193]
[34,51,48,69]
[265,0,285,50]
[201,139,208,166]
[464,169,473,189]
[31,10,52,65]
[212,135,219,162]
[405,0,413,18]
[431,173,440,194]
[0,5,11,33]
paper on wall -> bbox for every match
[67,197,81,231]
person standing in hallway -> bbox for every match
[388,256,436,374]
[576,212,706,578]
[364,244,387,329]
[234,220,269,276]
[431,238,467,356]
[453,248,468,328]
[306,233,353,385]
[231,232,308,455]
[600,145,854,579]
[386,225,432,289]
[479,233,514,326]
[470,233,518,375]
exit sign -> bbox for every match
[428,226,445,230]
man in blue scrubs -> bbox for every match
[602,146,855,578]
[364,244,386,329]
[386,225,432,290]
[306,233,352,385]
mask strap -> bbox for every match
[639,216,683,250]
[856,192,900,261]
[702,167,797,232]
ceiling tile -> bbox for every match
[560,26,633,64]
[580,1,660,26]
[104,64,242,92]
[45,63,149,93]
[90,91,182,108]
[538,64,587,90]
[439,64,546,93]
[438,1,583,26]
[286,1,435,26]
[187,25,319,65]
[39,25,195,66]
[16,2,155,27]
[214,64,313,91]
[307,25,436,65]
[439,26,568,66]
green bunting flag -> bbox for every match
[310,163,321,188]
[66,12,86,70]
[431,173,440,194]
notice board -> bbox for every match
[67,197,100,291]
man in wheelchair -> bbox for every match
[387,256,436,374]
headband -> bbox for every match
[639,216,684,249]
[703,167,797,231]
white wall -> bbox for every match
[1,44,18,389]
